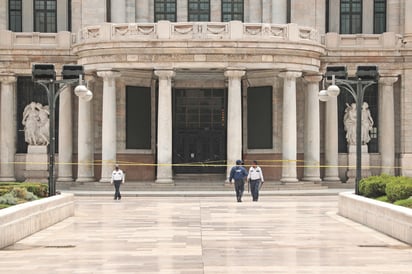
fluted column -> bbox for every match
[302,75,322,182]
[379,76,398,175]
[279,71,301,183]
[111,0,126,23]
[76,77,95,182]
[0,75,16,181]
[155,69,175,184]
[97,70,120,182]
[57,85,73,182]
[323,88,340,182]
[224,69,245,179]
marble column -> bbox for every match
[111,0,126,23]
[323,88,340,182]
[404,0,412,46]
[224,69,245,179]
[57,85,73,182]
[125,0,136,23]
[97,70,120,183]
[76,77,95,182]
[155,69,175,184]
[279,71,301,183]
[271,0,287,23]
[248,0,261,23]
[379,76,398,175]
[136,0,150,22]
[302,75,322,182]
[0,75,16,181]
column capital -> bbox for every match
[224,69,245,79]
[97,70,121,80]
[0,74,16,84]
[379,75,398,86]
[154,69,175,80]
[303,74,323,83]
[279,70,302,80]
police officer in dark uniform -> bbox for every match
[229,160,248,202]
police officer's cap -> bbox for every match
[236,160,242,165]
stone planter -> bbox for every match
[0,193,74,249]
[338,192,412,245]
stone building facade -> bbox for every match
[0,0,410,184]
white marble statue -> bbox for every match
[22,102,50,145]
[343,102,374,145]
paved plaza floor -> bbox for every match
[1,194,412,273]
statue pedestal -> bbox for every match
[346,145,371,183]
[24,145,48,182]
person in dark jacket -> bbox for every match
[229,160,248,202]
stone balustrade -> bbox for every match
[0,30,72,49]
[75,21,320,44]
[324,32,403,49]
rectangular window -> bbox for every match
[188,0,210,21]
[126,86,152,149]
[34,0,57,32]
[221,0,243,22]
[155,0,177,22]
[9,0,22,32]
[340,0,362,34]
[374,0,386,34]
[247,87,273,149]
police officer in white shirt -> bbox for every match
[111,164,125,200]
[247,160,264,201]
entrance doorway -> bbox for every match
[173,89,227,173]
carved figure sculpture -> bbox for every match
[343,103,357,145]
[22,102,49,145]
[361,102,374,145]
[343,102,374,146]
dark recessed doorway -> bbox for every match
[173,89,227,173]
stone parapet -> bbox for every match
[324,32,402,49]
[72,22,324,73]
[338,192,412,245]
[75,21,320,44]
[0,193,75,249]
[0,30,72,50]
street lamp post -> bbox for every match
[32,64,93,196]
[320,65,379,195]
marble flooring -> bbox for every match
[1,195,411,273]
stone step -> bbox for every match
[57,181,332,192]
